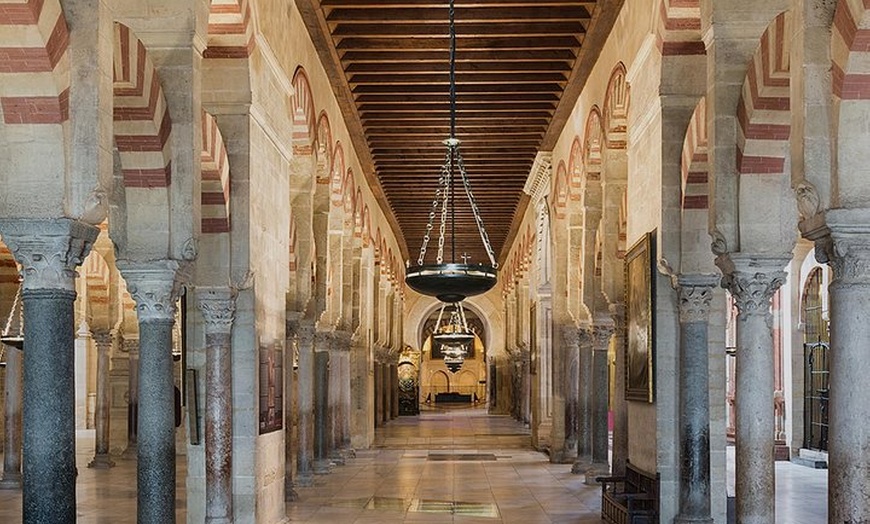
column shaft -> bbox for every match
[0,344,23,489]
[390,364,399,419]
[314,348,331,473]
[573,328,593,472]
[610,304,628,476]
[340,350,352,450]
[137,318,177,524]
[585,325,612,484]
[88,331,115,469]
[295,323,315,486]
[22,290,78,522]
[374,362,383,428]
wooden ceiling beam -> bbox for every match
[348,72,568,84]
[326,6,593,23]
[339,49,577,61]
[332,21,586,37]
[345,61,572,73]
[352,83,564,94]
[323,0,596,7]
[336,36,582,50]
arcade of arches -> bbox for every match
[0,0,866,523]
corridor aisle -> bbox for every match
[286,407,604,523]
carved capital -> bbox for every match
[91,329,115,351]
[676,274,720,324]
[718,254,788,317]
[314,329,332,352]
[592,323,614,350]
[331,330,353,352]
[0,218,99,292]
[197,287,236,335]
[822,209,870,286]
[118,260,186,323]
[121,337,139,354]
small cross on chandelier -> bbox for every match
[404,0,498,304]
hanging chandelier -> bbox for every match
[1,282,24,351]
[432,302,474,373]
[404,0,498,304]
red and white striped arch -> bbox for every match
[204,0,254,59]
[342,169,355,214]
[681,97,708,210]
[361,204,371,247]
[584,107,604,182]
[201,110,231,233]
[113,23,173,188]
[83,250,110,320]
[553,160,569,219]
[736,12,791,175]
[656,0,704,56]
[568,137,583,199]
[315,111,332,172]
[604,63,629,150]
[832,0,870,99]
[291,67,315,155]
[330,143,346,205]
[0,0,70,124]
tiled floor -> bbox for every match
[0,407,830,523]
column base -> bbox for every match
[121,443,137,459]
[570,456,592,474]
[88,454,116,469]
[0,473,22,490]
[584,462,610,485]
[205,517,233,524]
[313,459,333,475]
[549,449,576,464]
[341,446,356,459]
[296,472,315,487]
[285,485,299,502]
[328,451,346,465]
[674,515,714,524]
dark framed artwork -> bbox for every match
[624,230,656,403]
[259,342,284,434]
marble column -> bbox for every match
[327,333,344,465]
[337,333,353,456]
[198,288,236,523]
[720,254,788,524]
[294,319,315,487]
[609,303,628,476]
[313,331,331,474]
[122,339,140,458]
[88,329,116,469]
[585,322,613,484]
[0,343,23,489]
[552,325,579,463]
[0,218,98,522]
[383,362,391,424]
[120,261,185,524]
[674,275,719,524]
[572,327,593,473]
[374,361,383,428]
[813,214,870,522]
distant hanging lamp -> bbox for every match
[1,281,24,352]
[404,0,498,304]
[432,302,474,373]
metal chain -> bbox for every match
[436,148,453,264]
[456,146,498,268]
[416,147,453,265]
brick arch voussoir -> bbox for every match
[291,66,316,155]
[205,0,255,59]
[656,0,704,56]
[201,109,231,233]
[681,97,709,210]
[603,63,630,150]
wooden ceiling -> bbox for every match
[296,0,624,266]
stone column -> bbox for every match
[552,324,579,463]
[122,339,140,458]
[572,327,593,473]
[120,261,185,524]
[720,254,788,524]
[313,331,331,474]
[609,303,628,476]
[674,275,719,524]
[337,333,353,455]
[88,329,116,469]
[374,361,383,427]
[585,322,613,484]
[197,288,236,523]
[383,362,392,424]
[814,214,870,522]
[0,218,98,522]
[0,343,23,489]
[294,319,315,487]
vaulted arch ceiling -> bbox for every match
[296,0,623,264]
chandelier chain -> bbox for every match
[456,148,498,268]
[416,147,453,265]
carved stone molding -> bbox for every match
[592,323,614,351]
[676,274,720,324]
[718,254,789,317]
[197,287,236,335]
[0,218,99,292]
[117,260,186,323]
[331,330,353,352]
[121,337,139,354]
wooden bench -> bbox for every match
[596,461,659,524]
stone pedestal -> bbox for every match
[585,323,613,484]
[198,288,236,523]
[0,218,99,523]
[0,343,23,489]
[720,254,788,524]
[294,320,315,487]
[120,260,185,524]
[88,330,116,469]
[674,275,719,524]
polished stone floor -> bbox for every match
[0,407,830,523]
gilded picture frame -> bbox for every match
[624,230,655,403]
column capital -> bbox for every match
[331,330,353,351]
[807,209,870,286]
[314,329,332,352]
[592,322,614,351]
[0,218,99,292]
[91,329,116,349]
[717,253,789,316]
[676,274,720,324]
[197,287,236,335]
[117,260,187,323]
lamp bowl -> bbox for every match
[1,336,23,350]
[405,263,497,303]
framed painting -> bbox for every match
[624,230,655,403]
